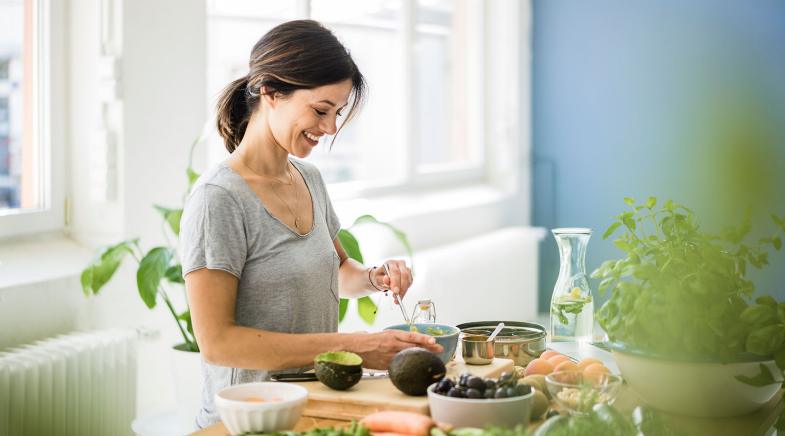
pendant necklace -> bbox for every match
[241,159,304,233]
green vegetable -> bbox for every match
[593,197,785,364]
[241,420,371,436]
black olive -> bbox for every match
[506,387,518,398]
[484,389,496,399]
[437,378,455,393]
[447,387,463,398]
[516,384,532,396]
[467,376,485,391]
[484,379,497,391]
[466,388,483,399]
[494,388,508,399]
[546,410,561,419]
[459,373,471,387]
[498,372,513,386]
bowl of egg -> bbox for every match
[215,382,308,434]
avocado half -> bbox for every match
[314,351,363,391]
[388,347,446,396]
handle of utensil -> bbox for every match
[383,263,411,325]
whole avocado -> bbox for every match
[388,347,446,396]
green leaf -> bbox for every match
[165,264,185,284]
[613,239,634,252]
[775,349,785,372]
[136,247,173,309]
[81,241,136,296]
[338,298,349,322]
[154,205,183,236]
[352,215,414,261]
[776,411,785,431]
[357,296,377,325]
[187,167,200,189]
[177,310,193,337]
[746,325,785,356]
[756,296,778,307]
[602,222,622,240]
[337,229,363,263]
[735,363,779,387]
[624,197,635,206]
[739,305,777,325]
[646,197,657,209]
[773,236,782,250]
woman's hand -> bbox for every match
[353,330,443,370]
[371,259,413,302]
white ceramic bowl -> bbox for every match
[427,383,533,428]
[613,348,782,417]
[215,382,308,435]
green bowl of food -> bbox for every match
[385,323,459,363]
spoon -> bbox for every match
[383,263,412,326]
[487,322,505,342]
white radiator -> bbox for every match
[0,329,137,436]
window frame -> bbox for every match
[0,0,66,239]
[314,0,489,200]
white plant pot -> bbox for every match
[613,349,782,417]
[169,345,203,433]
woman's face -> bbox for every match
[265,79,353,158]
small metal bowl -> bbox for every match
[461,334,495,365]
[457,321,547,367]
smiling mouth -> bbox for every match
[303,131,321,145]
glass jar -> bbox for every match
[549,228,594,342]
[411,299,437,324]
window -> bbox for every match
[206,0,485,198]
[0,0,65,238]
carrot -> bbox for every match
[361,411,434,436]
[371,432,412,436]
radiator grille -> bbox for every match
[0,329,137,436]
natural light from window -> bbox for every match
[206,0,484,195]
[0,0,37,213]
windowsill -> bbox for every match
[0,232,92,290]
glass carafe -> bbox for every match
[411,299,436,324]
[549,228,594,342]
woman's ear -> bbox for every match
[261,85,277,109]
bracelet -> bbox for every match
[368,266,385,292]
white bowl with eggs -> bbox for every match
[215,382,308,435]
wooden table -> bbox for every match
[193,390,784,436]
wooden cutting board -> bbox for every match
[296,358,514,420]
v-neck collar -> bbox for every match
[223,158,317,238]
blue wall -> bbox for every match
[532,0,785,313]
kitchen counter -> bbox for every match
[191,343,785,436]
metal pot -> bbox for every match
[457,321,546,367]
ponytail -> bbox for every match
[216,76,251,153]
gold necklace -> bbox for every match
[241,160,305,232]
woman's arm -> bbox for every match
[334,238,413,300]
[186,268,440,370]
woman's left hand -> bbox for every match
[371,260,413,301]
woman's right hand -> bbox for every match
[353,330,443,370]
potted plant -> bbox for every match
[592,197,785,417]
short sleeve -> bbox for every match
[180,184,247,279]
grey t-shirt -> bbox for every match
[179,158,341,428]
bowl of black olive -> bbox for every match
[427,371,534,428]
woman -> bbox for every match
[180,20,442,428]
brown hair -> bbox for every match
[216,20,366,153]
